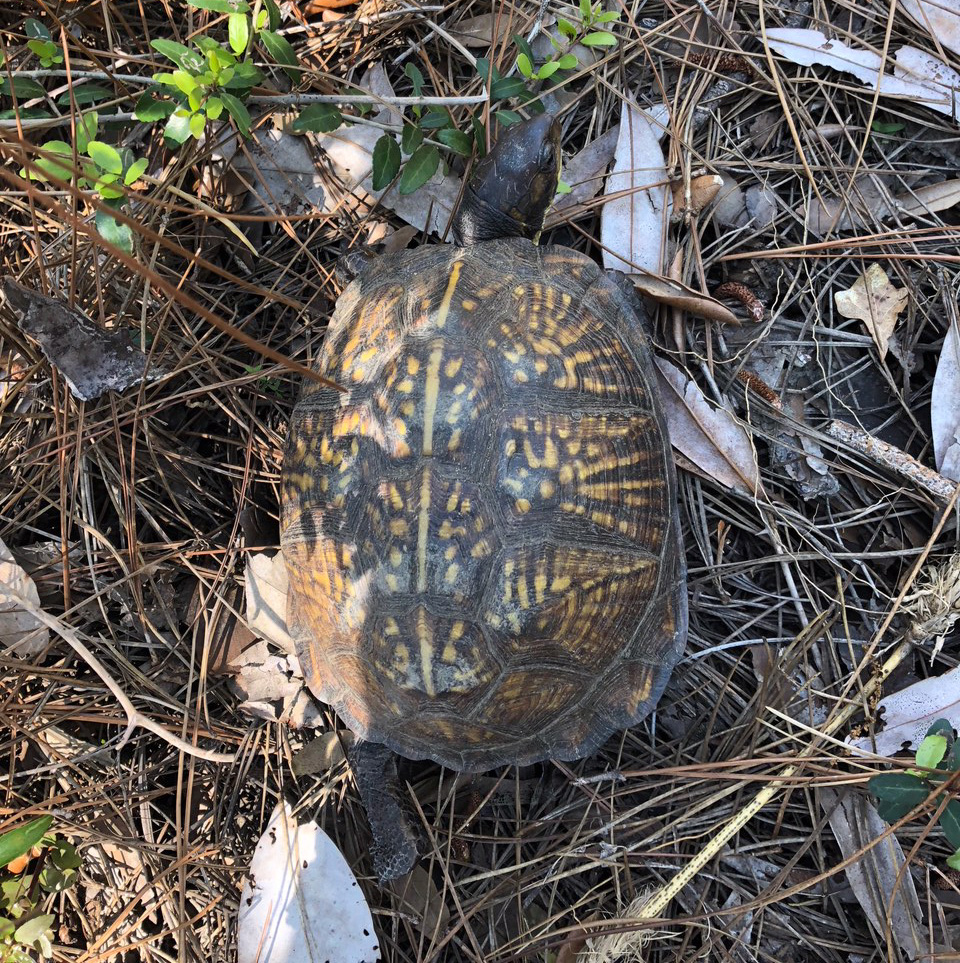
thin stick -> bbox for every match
[4,587,235,764]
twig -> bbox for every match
[3,586,235,765]
[826,419,960,503]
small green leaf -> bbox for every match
[259,29,299,75]
[163,110,193,146]
[869,773,928,822]
[595,11,621,23]
[925,719,954,741]
[228,13,250,55]
[556,53,579,70]
[491,76,526,100]
[135,90,176,121]
[24,18,51,41]
[172,69,199,96]
[50,841,81,871]
[536,61,561,80]
[0,917,13,939]
[205,95,224,120]
[27,39,60,62]
[189,0,250,10]
[404,62,424,96]
[581,30,618,47]
[151,38,194,69]
[263,0,281,30]
[86,140,123,175]
[0,817,52,866]
[949,847,960,869]
[556,178,572,194]
[75,112,98,153]
[220,92,250,135]
[13,914,55,947]
[939,799,960,849]
[189,111,206,138]
[495,109,522,126]
[224,60,263,89]
[516,53,533,78]
[512,34,534,63]
[0,76,47,99]
[56,84,112,106]
[579,0,591,20]
[916,734,948,770]
[474,57,497,82]
[188,88,204,112]
[556,17,577,38]
[419,107,452,130]
[401,123,422,155]
[398,143,439,194]
[291,103,342,133]
[436,128,472,156]
[95,209,133,254]
[371,134,400,190]
[871,119,905,135]
[122,157,148,186]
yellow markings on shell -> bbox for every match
[558,464,574,484]
[389,547,403,567]
[398,378,415,393]
[461,298,477,310]
[422,344,445,458]
[394,644,410,672]
[551,575,571,592]
[401,400,415,416]
[416,466,432,592]
[471,538,491,558]
[386,573,399,592]
[407,356,420,375]
[450,621,465,641]
[444,545,457,561]
[534,572,547,603]
[448,428,462,452]
[384,618,400,636]
[444,357,463,378]
[445,562,460,584]
[442,642,457,662]
[540,479,556,498]
[416,607,435,697]
[516,498,531,514]
[389,518,409,537]
[434,259,463,330]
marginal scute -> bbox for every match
[281,237,687,771]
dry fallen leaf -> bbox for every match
[823,790,926,961]
[238,802,380,963]
[847,664,960,755]
[245,550,294,653]
[834,264,909,360]
[899,0,960,58]
[3,279,162,401]
[0,537,50,657]
[765,29,960,123]
[630,273,740,326]
[931,317,960,481]
[447,12,513,47]
[548,125,619,225]
[895,178,960,217]
[655,358,764,497]
[601,102,671,275]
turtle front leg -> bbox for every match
[348,740,419,883]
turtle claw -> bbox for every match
[349,740,418,883]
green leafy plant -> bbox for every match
[869,718,960,868]
[20,112,148,254]
[137,0,294,144]
[0,816,81,962]
[24,19,63,69]
[515,0,620,82]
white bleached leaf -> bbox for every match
[898,0,960,58]
[654,358,763,496]
[833,264,908,360]
[315,64,458,237]
[0,537,50,656]
[601,102,671,274]
[823,790,925,960]
[847,664,960,755]
[245,551,294,653]
[931,318,960,480]
[238,802,380,963]
[764,29,960,121]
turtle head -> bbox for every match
[452,113,561,246]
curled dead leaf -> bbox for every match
[834,264,908,360]
[631,273,741,326]
[655,358,764,497]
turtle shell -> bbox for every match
[281,237,687,771]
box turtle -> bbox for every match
[281,114,687,779]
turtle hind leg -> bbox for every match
[349,740,418,883]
